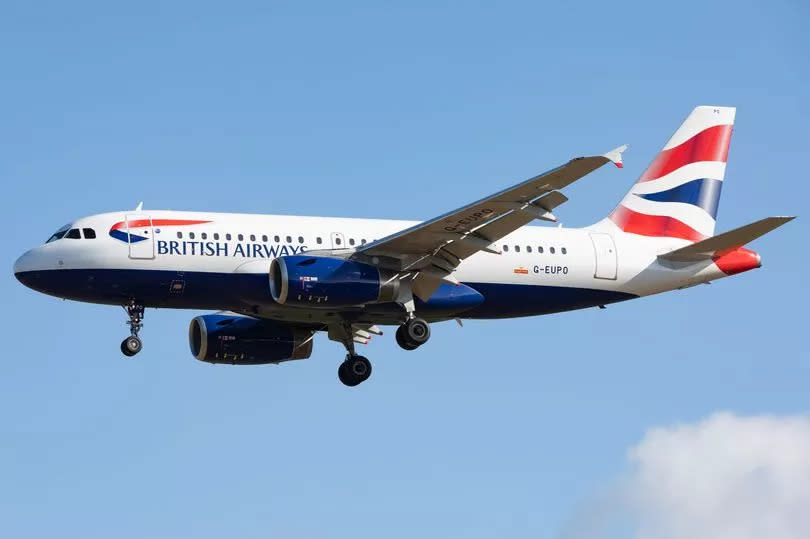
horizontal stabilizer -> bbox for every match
[659,216,795,262]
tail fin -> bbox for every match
[607,106,736,242]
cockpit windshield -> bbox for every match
[45,224,71,244]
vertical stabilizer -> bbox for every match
[606,106,736,242]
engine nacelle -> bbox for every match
[269,255,399,307]
[188,314,313,365]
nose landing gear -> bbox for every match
[121,301,145,357]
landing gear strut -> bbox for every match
[333,321,373,387]
[121,300,144,357]
[395,317,430,350]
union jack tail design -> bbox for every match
[608,106,735,242]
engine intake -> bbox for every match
[269,255,399,307]
[189,314,313,364]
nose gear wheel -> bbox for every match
[121,300,145,357]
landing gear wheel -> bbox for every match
[398,317,430,349]
[121,336,142,357]
[396,325,419,350]
[121,300,145,357]
[338,355,372,387]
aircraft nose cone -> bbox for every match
[14,250,31,277]
[14,249,40,289]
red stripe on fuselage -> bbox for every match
[639,124,733,182]
[609,205,707,242]
[110,219,211,230]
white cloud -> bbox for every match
[565,412,810,539]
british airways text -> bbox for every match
[157,240,308,258]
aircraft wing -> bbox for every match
[350,145,627,300]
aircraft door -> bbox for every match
[589,232,617,280]
[126,214,155,260]
[330,232,345,249]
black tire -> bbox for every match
[122,336,142,357]
[395,325,419,350]
[338,356,372,386]
[404,318,430,346]
[338,361,356,386]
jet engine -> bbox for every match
[188,313,313,364]
[269,255,399,307]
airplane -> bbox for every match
[13,106,794,387]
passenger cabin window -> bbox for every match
[238,234,244,241]
[361,239,367,245]
[526,246,532,253]
[262,235,268,242]
[225,233,231,240]
[201,233,207,240]
[65,228,81,239]
[82,228,96,239]
[298,236,304,244]
[189,232,195,240]
[514,245,520,253]
[274,235,279,242]
[214,233,220,240]
[335,237,342,246]
[286,236,292,243]
[538,246,544,253]
[561,247,567,255]
[503,245,509,252]
[550,247,556,254]
[349,238,355,246]
[316,237,322,245]
[177,232,183,239]
[250,234,256,241]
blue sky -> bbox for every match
[1,1,807,537]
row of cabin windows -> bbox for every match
[175,231,369,246]
[503,244,567,255]
[171,229,562,254]
[334,237,368,246]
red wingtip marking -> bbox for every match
[615,162,623,168]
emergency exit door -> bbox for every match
[589,232,617,280]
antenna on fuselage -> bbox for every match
[134,201,144,212]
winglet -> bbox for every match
[134,201,144,212]
[603,144,628,168]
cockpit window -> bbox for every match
[83,228,96,239]
[45,224,71,243]
[65,228,81,239]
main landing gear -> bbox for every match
[395,317,431,351]
[338,354,372,387]
[121,300,144,357]
[333,316,431,387]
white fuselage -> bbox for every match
[14,210,737,326]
